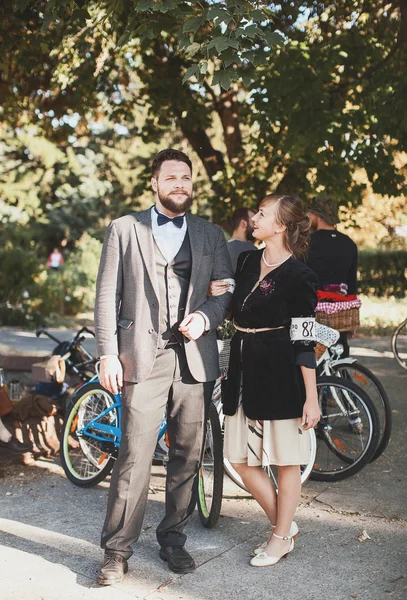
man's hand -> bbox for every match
[207,280,231,297]
[179,313,206,341]
[99,356,123,394]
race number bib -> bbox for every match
[290,317,316,342]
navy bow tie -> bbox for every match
[155,208,185,228]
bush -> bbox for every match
[358,250,407,298]
[0,301,43,327]
[34,234,102,317]
[359,295,407,336]
[0,234,102,326]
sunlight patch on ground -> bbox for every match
[351,346,394,359]
[0,518,99,554]
[34,457,66,476]
[15,332,38,338]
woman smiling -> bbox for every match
[222,193,320,567]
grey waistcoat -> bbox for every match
[154,232,192,348]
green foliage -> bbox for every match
[31,0,283,89]
[0,232,102,325]
[0,224,42,304]
[1,1,405,224]
[36,233,102,316]
[358,250,407,299]
[61,233,102,313]
[0,0,405,299]
[0,125,145,250]
[217,318,235,340]
[358,295,407,337]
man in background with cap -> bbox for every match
[307,195,358,357]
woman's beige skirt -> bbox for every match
[224,404,311,467]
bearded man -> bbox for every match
[94,149,233,584]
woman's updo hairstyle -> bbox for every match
[259,194,311,260]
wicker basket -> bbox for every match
[315,307,360,332]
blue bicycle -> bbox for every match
[60,377,224,528]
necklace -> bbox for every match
[262,250,292,268]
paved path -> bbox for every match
[0,334,406,600]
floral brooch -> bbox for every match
[259,278,275,295]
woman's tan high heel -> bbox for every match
[250,532,294,567]
[253,521,298,555]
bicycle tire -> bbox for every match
[197,401,224,528]
[223,427,317,492]
[311,376,380,482]
[60,383,117,487]
[331,362,392,461]
[391,318,407,370]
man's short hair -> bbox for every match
[230,207,252,232]
[308,195,340,225]
[151,149,192,178]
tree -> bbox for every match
[1,0,406,228]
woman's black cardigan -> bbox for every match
[222,250,318,421]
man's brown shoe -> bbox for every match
[97,552,128,586]
[159,546,196,574]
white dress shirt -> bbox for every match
[152,207,209,330]
[151,206,187,262]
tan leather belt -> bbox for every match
[234,323,284,334]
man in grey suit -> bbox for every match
[94,149,234,585]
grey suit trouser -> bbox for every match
[101,345,214,559]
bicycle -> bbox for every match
[391,317,407,370]
[214,337,319,493]
[222,324,381,486]
[310,375,380,481]
[317,341,392,463]
[36,326,97,384]
[60,374,224,529]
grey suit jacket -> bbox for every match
[94,208,234,383]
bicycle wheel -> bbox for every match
[331,362,392,461]
[197,401,224,528]
[223,428,317,492]
[311,376,380,482]
[391,318,407,370]
[60,383,117,487]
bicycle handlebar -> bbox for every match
[73,326,95,340]
[36,327,95,349]
[35,327,62,344]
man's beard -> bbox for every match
[246,227,255,242]
[158,189,193,214]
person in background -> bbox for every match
[94,149,233,585]
[227,207,257,272]
[47,248,64,270]
[307,196,358,357]
[0,417,31,453]
[0,381,31,453]
[209,208,257,298]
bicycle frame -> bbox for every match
[69,376,169,460]
[317,347,361,419]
